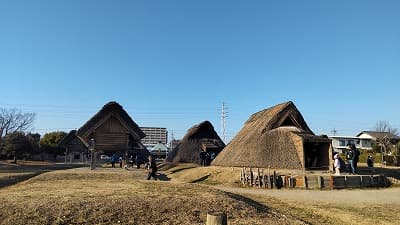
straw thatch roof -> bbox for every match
[166,121,225,164]
[59,130,89,148]
[77,101,145,140]
[212,101,330,169]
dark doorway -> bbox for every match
[304,142,330,170]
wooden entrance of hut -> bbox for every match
[303,141,331,170]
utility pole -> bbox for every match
[332,128,337,136]
[221,102,227,144]
[167,130,175,157]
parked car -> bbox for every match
[100,155,110,160]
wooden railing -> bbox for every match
[240,167,390,189]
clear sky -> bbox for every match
[1,0,399,142]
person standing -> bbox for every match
[346,145,355,174]
[135,154,140,169]
[111,154,116,168]
[118,156,123,168]
[367,154,374,167]
[333,153,341,175]
[200,149,207,167]
[147,155,157,180]
[352,144,360,174]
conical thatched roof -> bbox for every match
[166,121,225,164]
[212,101,327,169]
[77,101,145,140]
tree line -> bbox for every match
[1,107,400,165]
[0,107,67,163]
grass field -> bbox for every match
[1,161,399,225]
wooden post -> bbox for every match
[250,168,253,186]
[240,168,243,184]
[304,176,308,189]
[273,171,277,189]
[282,176,286,188]
[329,176,334,189]
[263,174,266,188]
[317,176,323,189]
[207,211,227,225]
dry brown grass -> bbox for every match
[163,164,400,225]
[2,161,399,225]
[0,167,305,225]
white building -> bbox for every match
[140,127,168,150]
[329,135,373,153]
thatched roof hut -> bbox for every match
[58,130,89,163]
[59,130,89,151]
[76,101,147,155]
[166,121,225,164]
[212,101,332,170]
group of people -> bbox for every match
[125,154,142,169]
[333,143,374,175]
[110,154,123,168]
[199,149,216,167]
[108,153,158,180]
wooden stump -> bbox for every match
[206,211,227,225]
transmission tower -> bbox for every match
[332,128,337,136]
[221,102,228,144]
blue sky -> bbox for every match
[1,0,399,142]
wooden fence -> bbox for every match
[240,167,390,189]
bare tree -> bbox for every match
[0,107,36,146]
[375,121,399,164]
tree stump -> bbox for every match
[206,211,227,225]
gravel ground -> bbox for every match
[215,186,400,205]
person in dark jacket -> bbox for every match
[346,145,354,174]
[135,154,141,169]
[146,155,157,180]
[200,149,207,167]
[352,144,360,174]
[367,154,374,167]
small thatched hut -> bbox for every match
[76,101,148,157]
[166,121,225,164]
[59,130,89,163]
[212,101,332,170]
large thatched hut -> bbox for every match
[166,121,225,164]
[75,101,148,157]
[212,101,332,170]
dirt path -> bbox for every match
[214,186,400,225]
[215,186,400,205]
